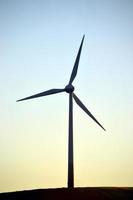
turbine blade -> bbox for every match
[17,88,65,102]
[69,35,85,84]
[73,93,106,131]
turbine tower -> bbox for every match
[17,35,106,188]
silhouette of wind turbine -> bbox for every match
[17,35,106,188]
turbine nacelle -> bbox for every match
[65,84,74,93]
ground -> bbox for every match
[0,187,133,200]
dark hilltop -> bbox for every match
[0,187,133,200]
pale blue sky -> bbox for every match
[0,0,133,192]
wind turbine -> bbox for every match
[17,35,106,188]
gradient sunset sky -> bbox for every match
[0,0,133,192]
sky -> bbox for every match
[0,0,133,192]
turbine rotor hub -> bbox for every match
[65,84,74,93]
